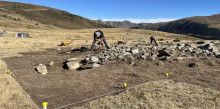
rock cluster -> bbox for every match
[81,41,220,68]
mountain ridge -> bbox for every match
[97,14,220,40]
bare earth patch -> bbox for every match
[0,59,38,109]
[3,48,220,108]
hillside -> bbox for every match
[134,14,220,40]
[99,14,220,40]
[96,19,139,28]
[156,14,220,40]
[0,1,110,29]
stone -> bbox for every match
[67,58,77,62]
[37,64,48,75]
[175,57,186,60]
[141,55,146,60]
[188,63,196,67]
[129,61,135,65]
[216,54,220,58]
[90,56,99,63]
[131,49,139,54]
[123,52,131,56]
[196,41,205,44]
[156,61,163,66]
[158,50,171,57]
[49,61,54,66]
[33,42,40,46]
[85,57,90,61]
[93,63,101,68]
[147,57,155,61]
[177,43,185,47]
[66,61,80,70]
[0,30,7,37]
[143,52,149,56]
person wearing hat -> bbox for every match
[90,30,110,50]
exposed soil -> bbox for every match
[3,48,220,109]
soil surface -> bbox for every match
[3,48,220,108]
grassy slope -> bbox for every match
[76,80,220,109]
[0,1,110,29]
[136,14,220,40]
[0,59,39,109]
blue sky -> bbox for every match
[3,0,220,23]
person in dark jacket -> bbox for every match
[150,36,158,46]
[90,30,110,50]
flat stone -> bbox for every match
[67,58,77,62]
[93,63,101,68]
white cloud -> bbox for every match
[98,18,178,23]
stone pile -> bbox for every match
[80,41,220,68]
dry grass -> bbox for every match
[0,27,199,58]
[0,59,39,109]
[0,27,216,109]
[76,80,220,109]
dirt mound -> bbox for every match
[76,80,220,109]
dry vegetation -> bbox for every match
[0,59,38,109]
[1,26,219,109]
[0,27,198,58]
[76,80,220,109]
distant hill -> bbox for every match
[156,14,220,40]
[96,19,139,28]
[98,14,220,40]
[0,1,111,29]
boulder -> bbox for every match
[131,49,139,54]
[90,56,99,63]
[37,64,48,75]
[66,61,80,70]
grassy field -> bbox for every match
[1,27,219,109]
[0,28,198,58]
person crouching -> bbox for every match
[90,30,110,50]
